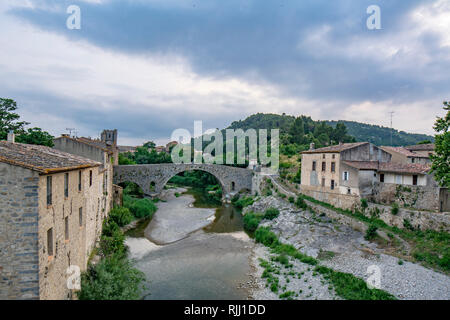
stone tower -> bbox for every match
[101,129,117,147]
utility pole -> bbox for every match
[66,128,76,137]
[388,112,395,146]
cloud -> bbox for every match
[0,0,449,144]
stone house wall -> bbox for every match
[0,163,40,300]
[38,166,106,300]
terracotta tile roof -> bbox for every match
[379,162,431,174]
[380,146,428,158]
[342,161,380,170]
[302,142,368,154]
[54,136,112,153]
[405,144,435,151]
[344,160,430,174]
[0,141,101,174]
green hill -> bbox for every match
[225,113,433,146]
[326,120,434,146]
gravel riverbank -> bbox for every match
[246,196,450,300]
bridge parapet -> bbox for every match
[113,163,253,197]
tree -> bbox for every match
[0,98,29,140]
[143,141,156,149]
[430,101,450,188]
[16,127,54,147]
[289,117,305,144]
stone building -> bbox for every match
[53,130,119,211]
[300,142,449,212]
[0,138,108,300]
[380,146,431,165]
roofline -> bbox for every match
[54,136,113,154]
[301,142,369,154]
[0,156,100,174]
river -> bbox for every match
[125,187,255,300]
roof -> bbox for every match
[118,145,136,153]
[405,144,435,152]
[342,161,379,170]
[343,160,430,174]
[54,136,113,154]
[302,142,368,154]
[380,146,428,158]
[379,162,431,174]
[0,141,101,174]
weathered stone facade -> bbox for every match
[113,163,254,197]
[0,163,40,300]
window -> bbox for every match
[46,176,52,206]
[312,161,316,171]
[64,217,69,241]
[331,162,336,172]
[79,207,83,227]
[78,171,82,191]
[380,174,385,183]
[322,154,325,159]
[231,181,235,191]
[322,178,325,187]
[347,188,351,195]
[332,154,335,159]
[322,162,326,172]
[413,175,418,186]
[89,170,93,186]
[47,228,53,256]
[411,158,415,164]
[343,171,349,181]
[331,180,335,190]
[64,173,69,198]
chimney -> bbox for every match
[7,130,15,143]
[310,142,315,150]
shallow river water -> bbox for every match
[125,188,253,300]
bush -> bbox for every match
[243,212,263,232]
[264,207,280,220]
[109,207,134,227]
[78,253,145,300]
[391,203,399,215]
[99,220,127,258]
[128,198,157,219]
[288,196,295,203]
[234,196,255,209]
[360,198,368,210]
[255,227,279,247]
[295,196,308,210]
[364,224,378,240]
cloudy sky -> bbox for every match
[0,0,449,145]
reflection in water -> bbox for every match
[129,188,252,300]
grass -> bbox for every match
[253,222,396,300]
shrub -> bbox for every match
[243,212,263,232]
[288,196,295,203]
[264,207,280,220]
[255,227,279,247]
[391,203,399,215]
[128,198,157,219]
[403,218,414,231]
[295,196,308,210]
[109,207,134,227]
[364,224,378,240]
[234,196,255,209]
[99,221,127,258]
[360,198,368,210]
[78,253,145,300]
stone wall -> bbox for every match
[301,186,360,210]
[371,182,442,212]
[364,202,450,232]
[113,163,253,196]
[0,163,40,300]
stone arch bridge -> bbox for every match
[113,164,254,198]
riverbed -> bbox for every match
[125,188,256,300]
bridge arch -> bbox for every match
[113,163,253,198]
